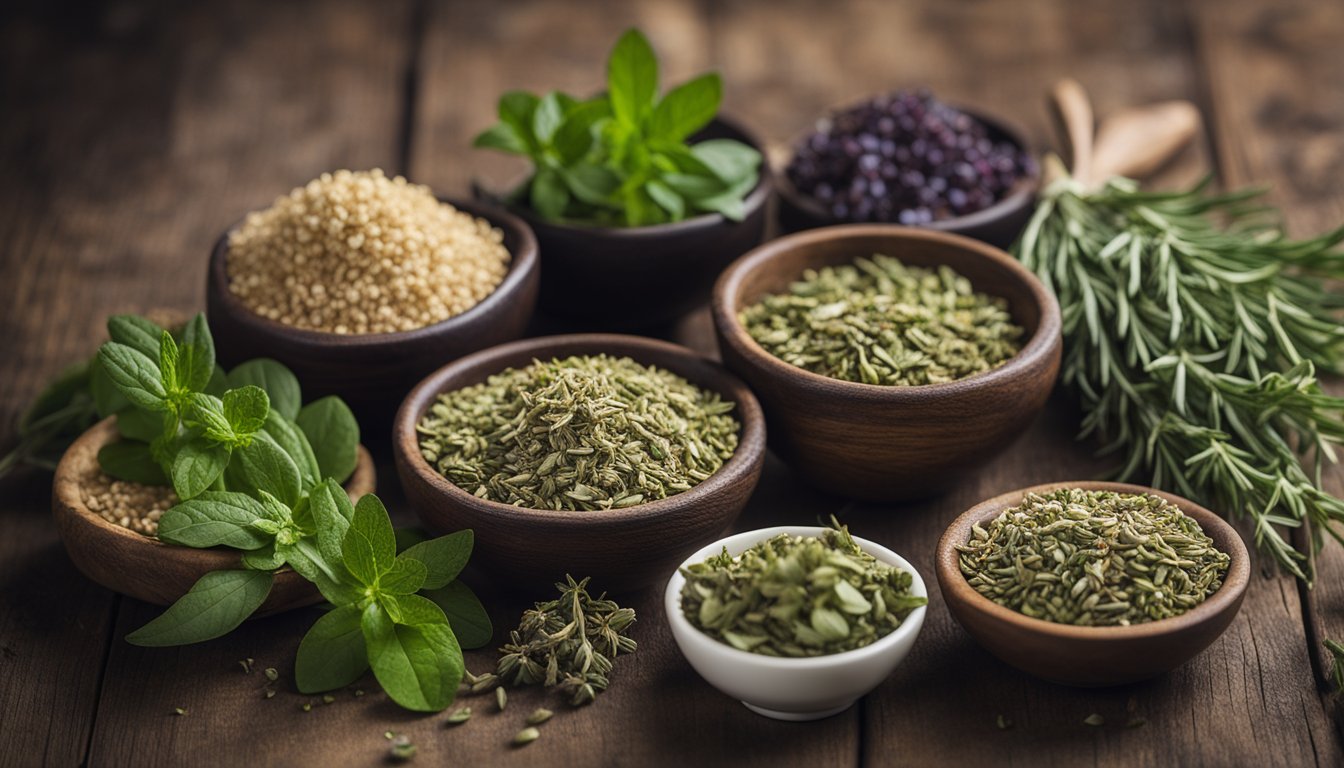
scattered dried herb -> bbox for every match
[446,706,472,725]
[740,254,1023,385]
[495,687,508,712]
[526,708,554,726]
[957,488,1229,626]
[1327,639,1344,691]
[387,733,416,761]
[512,727,541,747]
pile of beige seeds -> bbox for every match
[226,169,512,334]
[81,470,177,536]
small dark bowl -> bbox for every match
[712,224,1061,501]
[935,481,1250,686]
[392,334,767,592]
[206,198,540,432]
[776,104,1039,249]
[474,116,771,331]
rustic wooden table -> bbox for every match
[3,1,1343,765]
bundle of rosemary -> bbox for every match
[1015,161,1344,582]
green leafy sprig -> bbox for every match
[474,28,761,227]
[1014,169,1344,582]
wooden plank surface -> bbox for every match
[1,0,1343,765]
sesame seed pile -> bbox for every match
[80,469,178,536]
[226,169,512,334]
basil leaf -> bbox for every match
[107,315,165,360]
[309,479,353,565]
[233,432,302,506]
[125,569,272,647]
[472,122,528,155]
[156,492,273,550]
[660,171,727,200]
[157,332,180,393]
[691,190,747,222]
[532,91,566,144]
[343,494,396,584]
[171,437,232,500]
[295,396,359,484]
[607,28,658,127]
[177,313,216,392]
[530,167,570,221]
[97,343,168,411]
[380,556,428,596]
[241,543,285,571]
[295,605,368,694]
[116,407,166,443]
[97,441,168,486]
[423,580,493,649]
[262,411,320,488]
[399,530,473,590]
[498,91,540,151]
[691,138,761,184]
[223,386,269,437]
[227,359,301,421]
[645,179,685,220]
[649,73,720,142]
[363,599,463,713]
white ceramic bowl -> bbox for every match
[664,526,928,721]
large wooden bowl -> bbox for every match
[52,418,377,616]
[935,481,1250,687]
[712,225,1062,501]
[206,198,540,433]
[392,334,767,592]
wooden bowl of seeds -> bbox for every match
[206,173,540,433]
[52,418,376,616]
[392,333,767,592]
[934,481,1250,687]
[711,224,1062,501]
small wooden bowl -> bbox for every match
[935,481,1250,687]
[475,116,771,331]
[206,198,540,432]
[52,418,377,617]
[776,105,1039,248]
[392,334,767,591]
[712,225,1061,501]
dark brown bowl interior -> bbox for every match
[776,104,1040,249]
[206,197,540,435]
[934,481,1250,686]
[712,224,1062,501]
[392,334,767,592]
[52,418,377,617]
[475,115,771,331]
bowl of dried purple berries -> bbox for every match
[778,90,1039,247]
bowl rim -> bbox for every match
[774,100,1040,232]
[934,480,1250,641]
[711,223,1062,401]
[664,525,928,668]
[207,195,540,348]
[473,113,773,238]
[392,333,768,525]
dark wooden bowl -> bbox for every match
[935,481,1250,686]
[775,105,1039,249]
[392,334,767,592]
[474,116,771,331]
[206,197,540,433]
[712,225,1062,501]
[52,418,377,616]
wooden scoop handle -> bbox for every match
[1091,101,1201,183]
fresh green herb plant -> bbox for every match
[474,28,761,227]
[0,361,99,477]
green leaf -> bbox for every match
[394,527,430,553]
[472,122,529,155]
[157,332,180,394]
[125,570,272,647]
[233,432,302,506]
[423,580,493,649]
[177,313,216,393]
[563,164,621,206]
[262,411,320,488]
[171,437,232,499]
[533,91,566,144]
[241,543,285,571]
[223,386,269,437]
[530,168,570,220]
[645,180,685,220]
[97,343,168,411]
[659,170,727,200]
[649,73,721,142]
[309,479,354,565]
[227,359,301,421]
[156,492,273,550]
[381,556,428,595]
[295,605,369,693]
[362,598,463,713]
[690,139,761,184]
[692,190,747,221]
[607,28,658,127]
[279,536,344,589]
[187,393,234,443]
[551,99,610,164]
[622,186,666,227]
[498,91,541,151]
[107,315,165,361]
[295,396,360,484]
[343,494,396,585]
[399,530,473,590]
[203,365,229,397]
[116,408,166,443]
[97,441,169,485]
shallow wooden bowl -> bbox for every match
[476,116,771,331]
[712,225,1061,501]
[392,334,767,592]
[775,104,1039,248]
[935,481,1250,687]
[206,197,540,432]
[52,418,377,617]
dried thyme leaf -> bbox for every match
[740,254,1023,385]
[495,687,508,712]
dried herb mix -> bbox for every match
[417,354,739,510]
[957,489,1230,627]
[679,522,926,657]
[740,254,1023,386]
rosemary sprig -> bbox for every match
[1014,170,1344,583]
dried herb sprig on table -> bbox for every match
[1015,166,1344,583]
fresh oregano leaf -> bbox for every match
[645,179,685,220]
[472,122,528,155]
[241,543,285,571]
[223,386,269,437]
[607,28,658,127]
[295,605,368,694]
[227,359,301,421]
[171,437,232,500]
[649,72,721,143]
[107,315,165,361]
[532,91,566,144]
[177,313,216,393]
[530,167,570,220]
[551,99,610,164]
[295,396,359,484]
[563,164,621,206]
[380,557,428,596]
[156,492,272,550]
[262,411,320,488]
[97,441,169,486]
[363,597,463,713]
[158,332,180,394]
[97,343,168,411]
[125,569,273,647]
[497,91,541,152]
[691,139,761,185]
[233,432,302,506]
[309,479,354,565]
[187,393,235,444]
[423,580,493,649]
[399,530,473,590]
[343,494,396,584]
